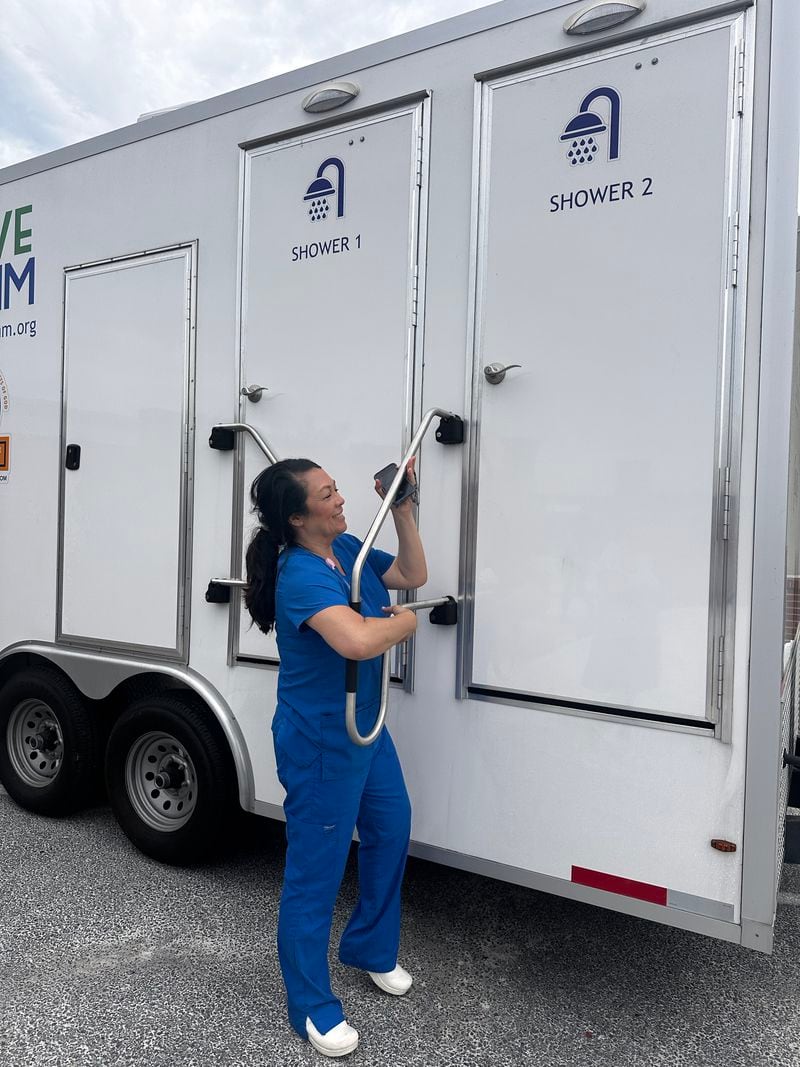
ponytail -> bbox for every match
[244,526,281,635]
[244,458,320,634]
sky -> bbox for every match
[0,0,488,170]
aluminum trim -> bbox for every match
[714,11,754,743]
[238,91,430,151]
[474,0,754,82]
[666,889,736,921]
[397,97,430,692]
[466,682,719,725]
[0,641,255,810]
[458,76,491,702]
[253,798,285,819]
[182,242,199,667]
[462,15,749,731]
[741,0,800,947]
[466,685,717,736]
[407,840,745,947]
[228,146,250,669]
[455,77,484,703]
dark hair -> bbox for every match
[244,459,320,634]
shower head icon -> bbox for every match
[560,87,621,165]
[303,157,345,222]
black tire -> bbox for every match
[105,691,237,865]
[0,667,100,815]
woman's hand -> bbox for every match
[381,604,417,620]
[307,603,416,659]
[374,456,417,515]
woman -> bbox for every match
[245,456,426,1058]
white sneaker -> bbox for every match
[367,964,413,996]
[305,1018,359,1058]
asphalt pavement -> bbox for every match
[1,788,798,1067]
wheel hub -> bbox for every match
[7,699,64,787]
[125,731,198,832]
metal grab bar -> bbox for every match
[344,597,454,747]
[399,596,453,613]
[212,422,280,465]
[345,407,457,746]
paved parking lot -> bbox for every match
[1,789,799,1067]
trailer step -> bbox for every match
[786,816,800,865]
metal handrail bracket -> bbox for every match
[212,422,280,465]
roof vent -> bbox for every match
[564,1,646,36]
[301,81,359,114]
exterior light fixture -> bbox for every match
[564,1,646,36]
[301,81,360,114]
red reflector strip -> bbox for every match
[571,866,668,906]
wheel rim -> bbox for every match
[7,699,65,788]
[125,731,197,832]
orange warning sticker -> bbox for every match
[0,435,9,472]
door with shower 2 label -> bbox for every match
[232,101,427,663]
[465,17,747,728]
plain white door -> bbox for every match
[60,248,192,654]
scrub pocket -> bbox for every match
[273,717,321,771]
[319,709,377,781]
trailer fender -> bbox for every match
[0,642,255,811]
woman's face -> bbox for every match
[294,468,347,543]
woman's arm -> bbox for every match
[377,458,428,591]
[381,510,427,590]
[307,604,417,661]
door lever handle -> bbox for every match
[241,384,267,403]
[483,363,522,385]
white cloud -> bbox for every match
[0,0,487,169]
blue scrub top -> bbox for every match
[273,533,394,776]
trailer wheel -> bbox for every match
[105,692,236,865]
[0,667,99,815]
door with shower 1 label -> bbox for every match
[233,101,427,663]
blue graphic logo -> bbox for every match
[303,157,345,222]
[560,87,621,165]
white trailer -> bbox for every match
[0,0,798,953]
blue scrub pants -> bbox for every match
[273,722,412,1038]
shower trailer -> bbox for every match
[0,0,798,953]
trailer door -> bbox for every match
[59,247,194,657]
[466,18,746,725]
[235,102,425,661]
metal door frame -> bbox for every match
[228,96,430,676]
[57,241,197,663]
[457,10,753,740]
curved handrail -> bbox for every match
[213,422,280,465]
[345,408,456,746]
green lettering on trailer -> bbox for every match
[14,206,32,255]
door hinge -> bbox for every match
[729,212,740,288]
[416,125,424,187]
[717,635,725,711]
[411,264,419,326]
[735,41,746,116]
[721,466,731,540]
